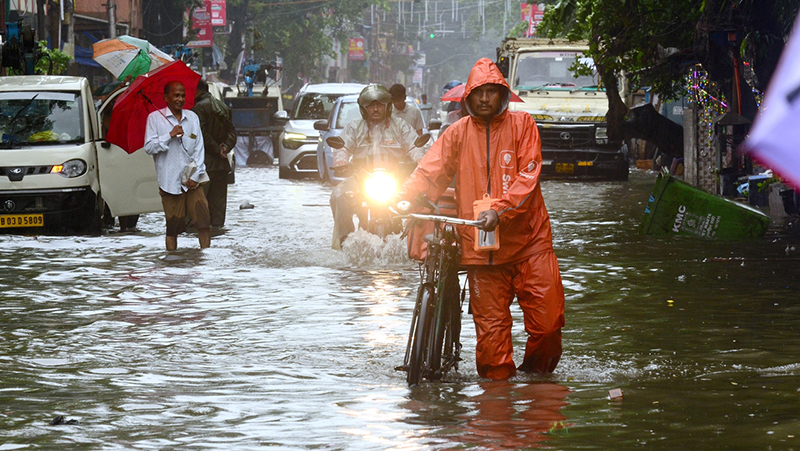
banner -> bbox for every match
[348,38,364,61]
[187,3,213,48]
[521,3,546,36]
[209,0,226,26]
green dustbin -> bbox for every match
[640,169,771,239]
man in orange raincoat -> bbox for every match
[397,58,565,380]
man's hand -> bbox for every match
[170,125,184,139]
[186,179,199,189]
[477,209,499,231]
[219,143,229,159]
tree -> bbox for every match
[539,0,799,155]
[222,0,377,84]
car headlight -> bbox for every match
[364,171,397,204]
[283,132,308,150]
[51,159,87,178]
[595,126,608,139]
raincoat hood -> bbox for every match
[463,58,511,119]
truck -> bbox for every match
[0,76,161,234]
[496,38,629,180]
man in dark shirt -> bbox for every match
[192,80,237,227]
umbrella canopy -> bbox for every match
[93,36,174,80]
[440,83,524,103]
[117,35,174,67]
[106,61,201,154]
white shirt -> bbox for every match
[392,103,425,132]
[144,107,206,195]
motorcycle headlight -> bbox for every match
[364,171,397,204]
[51,159,87,178]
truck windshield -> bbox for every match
[515,51,596,90]
[0,92,84,146]
[292,93,342,120]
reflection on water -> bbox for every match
[1,167,800,449]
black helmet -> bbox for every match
[358,84,393,121]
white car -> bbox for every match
[0,76,161,234]
[276,83,365,179]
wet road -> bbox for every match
[2,166,800,450]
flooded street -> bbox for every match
[2,166,800,450]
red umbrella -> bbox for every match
[106,60,202,154]
[440,83,524,103]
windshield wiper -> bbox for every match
[4,94,39,148]
[570,85,599,93]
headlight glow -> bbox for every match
[364,171,397,204]
[52,159,87,178]
[284,132,308,141]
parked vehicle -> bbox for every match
[0,75,161,234]
[276,83,365,179]
[496,38,629,180]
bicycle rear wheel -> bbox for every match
[407,285,434,386]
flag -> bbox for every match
[742,13,800,190]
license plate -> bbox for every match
[555,163,575,174]
[0,214,44,228]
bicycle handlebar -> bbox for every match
[404,213,485,228]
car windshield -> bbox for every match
[515,51,596,89]
[0,91,84,146]
[292,93,343,120]
[335,102,361,129]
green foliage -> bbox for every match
[238,0,374,82]
[6,41,73,76]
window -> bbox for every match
[0,92,84,145]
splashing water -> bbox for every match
[341,229,411,267]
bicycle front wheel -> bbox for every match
[407,285,434,386]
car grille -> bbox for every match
[538,125,594,149]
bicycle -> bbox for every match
[395,200,484,386]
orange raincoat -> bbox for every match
[400,58,565,379]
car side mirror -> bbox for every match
[427,119,442,130]
[414,133,431,148]
[313,119,329,131]
[326,136,345,149]
[273,110,289,122]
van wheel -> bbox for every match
[279,166,291,179]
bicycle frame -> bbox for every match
[400,213,483,386]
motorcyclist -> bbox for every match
[329,84,422,250]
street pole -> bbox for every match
[107,0,116,38]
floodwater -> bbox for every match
[2,166,800,450]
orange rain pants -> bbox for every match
[467,250,565,380]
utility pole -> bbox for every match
[107,0,117,38]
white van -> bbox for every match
[0,76,161,234]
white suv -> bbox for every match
[277,83,365,179]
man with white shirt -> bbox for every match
[389,84,424,135]
[144,81,211,250]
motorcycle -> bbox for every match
[327,133,431,238]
